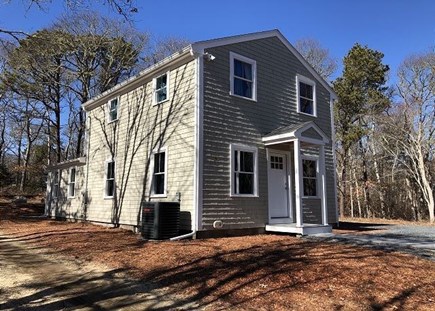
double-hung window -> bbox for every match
[108,98,118,122]
[231,144,258,196]
[230,52,257,100]
[302,158,318,197]
[151,149,167,196]
[105,160,115,198]
[154,72,169,104]
[53,171,59,198]
[297,75,316,116]
[68,167,76,198]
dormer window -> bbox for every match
[108,98,118,122]
[297,75,316,116]
[230,52,257,101]
[154,72,169,104]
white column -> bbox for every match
[294,140,303,227]
[319,145,328,225]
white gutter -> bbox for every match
[47,157,86,170]
[82,46,194,112]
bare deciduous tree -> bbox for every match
[295,38,337,80]
[142,37,191,69]
[381,51,434,222]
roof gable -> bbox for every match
[262,121,329,145]
[192,29,337,99]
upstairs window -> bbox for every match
[230,144,258,196]
[297,75,316,116]
[302,158,318,197]
[151,149,167,196]
[105,160,115,198]
[68,167,76,198]
[154,72,169,104]
[230,52,257,101]
[108,98,119,122]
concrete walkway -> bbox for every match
[0,234,196,310]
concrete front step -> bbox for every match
[265,223,332,235]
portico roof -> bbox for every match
[262,121,329,146]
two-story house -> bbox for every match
[45,29,338,237]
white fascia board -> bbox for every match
[295,122,330,144]
[47,157,86,170]
[191,29,280,53]
[263,138,297,146]
[82,47,195,112]
[275,33,337,99]
[262,132,297,143]
[263,123,329,146]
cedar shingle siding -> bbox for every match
[201,37,336,230]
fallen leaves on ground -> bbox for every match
[1,202,434,310]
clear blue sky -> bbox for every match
[1,0,434,82]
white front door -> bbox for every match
[268,151,291,222]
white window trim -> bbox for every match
[150,146,168,198]
[229,52,257,102]
[296,74,317,117]
[153,71,170,106]
[68,167,76,199]
[301,155,319,199]
[104,158,116,199]
[107,97,120,123]
[53,170,59,199]
[230,144,258,197]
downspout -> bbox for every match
[330,94,339,226]
[171,49,207,241]
[83,110,91,220]
[170,231,195,241]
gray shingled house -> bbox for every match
[45,30,338,238]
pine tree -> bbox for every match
[333,44,390,217]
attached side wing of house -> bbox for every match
[46,47,199,233]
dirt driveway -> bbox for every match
[326,222,435,261]
[0,234,195,310]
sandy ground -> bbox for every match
[0,234,196,310]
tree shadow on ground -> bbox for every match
[129,240,433,310]
[335,221,393,233]
[1,204,433,310]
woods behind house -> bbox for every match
[0,14,434,222]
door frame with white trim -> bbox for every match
[267,148,293,224]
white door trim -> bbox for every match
[267,148,293,224]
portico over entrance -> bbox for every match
[262,121,332,235]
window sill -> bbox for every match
[229,92,257,102]
[104,196,114,200]
[302,196,320,199]
[150,194,167,198]
[297,111,317,117]
[153,98,169,106]
[107,118,119,125]
[67,196,75,199]
[230,194,259,198]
